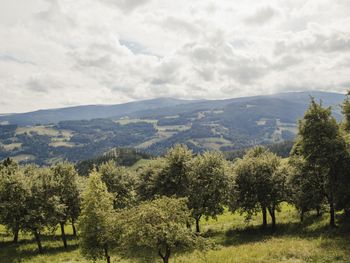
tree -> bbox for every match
[188,151,230,232]
[78,169,116,263]
[118,197,202,263]
[292,98,349,227]
[21,166,64,253]
[229,146,285,229]
[51,162,80,248]
[99,160,135,209]
[136,158,166,201]
[154,144,193,197]
[287,156,324,222]
[0,160,30,243]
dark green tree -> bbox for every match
[229,146,285,229]
[51,162,80,248]
[99,160,135,209]
[292,98,349,227]
[188,151,230,232]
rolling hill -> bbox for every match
[0,91,345,164]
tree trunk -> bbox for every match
[60,222,68,248]
[104,244,111,263]
[13,221,19,243]
[159,246,171,263]
[262,206,267,228]
[300,209,304,223]
[195,217,201,233]
[186,221,191,229]
[268,205,276,230]
[72,219,77,237]
[316,207,322,217]
[330,199,336,227]
[33,230,43,253]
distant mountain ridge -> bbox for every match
[0,91,346,164]
[0,91,344,126]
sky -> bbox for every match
[0,0,350,113]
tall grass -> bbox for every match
[1,204,349,263]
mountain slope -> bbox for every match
[0,91,346,164]
[0,98,197,126]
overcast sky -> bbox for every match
[0,0,350,113]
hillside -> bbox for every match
[0,91,345,164]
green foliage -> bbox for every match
[78,169,116,262]
[155,145,193,197]
[0,159,30,243]
[117,197,203,263]
[229,146,286,228]
[188,151,230,232]
[291,98,350,226]
[136,158,166,201]
[99,160,135,209]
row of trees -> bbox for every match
[1,94,350,262]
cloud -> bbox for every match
[244,6,278,25]
[0,0,350,113]
[101,0,151,12]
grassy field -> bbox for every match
[1,204,349,263]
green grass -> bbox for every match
[1,204,350,263]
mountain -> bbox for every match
[0,98,196,126]
[0,91,346,164]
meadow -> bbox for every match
[1,204,349,263]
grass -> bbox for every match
[1,204,350,263]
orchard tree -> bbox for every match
[78,169,116,263]
[99,160,135,209]
[188,151,230,232]
[118,197,203,263]
[287,156,325,222]
[155,144,193,197]
[136,158,166,201]
[0,160,30,243]
[51,162,80,247]
[229,146,285,229]
[292,98,349,227]
[21,166,64,253]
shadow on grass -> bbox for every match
[203,213,350,248]
[0,235,79,263]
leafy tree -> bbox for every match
[229,146,285,229]
[0,160,30,243]
[154,144,193,197]
[136,158,166,201]
[51,162,80,248]
[99,160,135,209]
[118,197,202,263]
[188,151,230,232]
[287,156,324,222]
[292,98,349,227]
[21,166,64,253]
[78,169,116,263]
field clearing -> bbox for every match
[1,204,349,263]
[1,143,22,151]
[15,126,73,138]
[114,119,158,125]
[11,154,36,162]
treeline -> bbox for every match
[1,94,350,263]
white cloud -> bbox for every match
[0,0,349,113]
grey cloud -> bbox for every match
[272,55,303,71]
[275,30,350,55]
[162,16,200,36]
[0,54,35,65]
[244,6,278,25]
[101,0,151,12]
[26,78,62,93]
